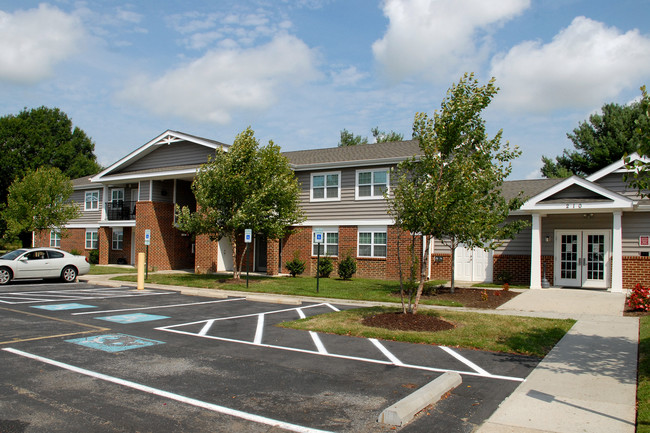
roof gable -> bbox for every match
[92,130,228,182]
[520,176,634,211]
[585,152,650,182]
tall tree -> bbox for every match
[176,127,304,279]
[338,127,404,146]
[1,167,79,239]
[389,73,526,313]
[542,101,648,178]
[0,106,102,207]
[626,86,650,195]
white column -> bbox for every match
[530,213,542,289]
[101,186,109,221]
[611,211,623,292]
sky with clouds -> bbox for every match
[0,0,649,179]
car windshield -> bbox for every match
[0,249,28,260]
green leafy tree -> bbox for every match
[338,127,404,147]
[176,127,304,280]
[542,101,648,178]
[626,86,650,195]
[389,73,526,313]
[1,167,79,239]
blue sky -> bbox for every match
[1,0,649,179]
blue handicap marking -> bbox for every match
[66,334,165,352]
[32,303,97,311]
[96,313,170,324]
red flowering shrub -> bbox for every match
[627,283,650,311]
[502,283,510,292]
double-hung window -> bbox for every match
[356,169,389,199]
[85,191,99,211]
[112,228,123,250]
[50,231,61,248]
[312,228,339,256]
[311,172,340,201]
[85,229,98,249]
[358,227,387,258]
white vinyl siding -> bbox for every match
[358,227,387,257]
[356,169,389,199]
[86,229,98,249]
[311,172,341,202]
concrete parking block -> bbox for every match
[378,371,462,426]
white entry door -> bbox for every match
[454,245,493,283]
[554,230,610,288]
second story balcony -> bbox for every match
[105,201,136,221]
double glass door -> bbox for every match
[554,230,610,288]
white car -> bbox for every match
[0,248,91,285]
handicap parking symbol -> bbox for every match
[96,313,169,324]
[66,334,165,352]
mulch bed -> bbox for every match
[365,287,521,332]
[394,287,520,309]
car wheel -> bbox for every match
[0,267,12,285]
[61,266,77,283]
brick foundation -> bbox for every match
[623,256,650,289]
[493,254,532,286]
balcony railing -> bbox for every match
[105,201,136,221]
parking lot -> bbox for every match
[0,282,540,432]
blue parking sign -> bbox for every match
[314,228,324,243]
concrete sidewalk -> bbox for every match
[478,289,638,433]
[80,274,640,432]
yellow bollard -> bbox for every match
[137,252,145,290]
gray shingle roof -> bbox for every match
[71,176,95,189]
[500,178,565,202]
[284,140,421,167]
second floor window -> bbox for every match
[85,191,99,211]
[311,172,340,201]
[357,169,388,199]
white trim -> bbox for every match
[85,229,99,250]
[530,214,542,289]
[355,168,390,200]
[98,221,136,228]
[298,219,395,227]
[611,212,623,292]
[149,180,153,201]
[65,223,101,229]
[585,152,649,182]
[84,190,100,211]
[310,171,341,202]
[520,176,635,211]
[357,226,388,258]
[97,168,199,183]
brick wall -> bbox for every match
[492,254,531,286]
[107,227,132,265]
[134,201,194,271]
[195,234,219,274]
[623,256,650,288]
[429,253,452,281]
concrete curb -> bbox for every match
[378,371,462,426]
[245,295,302,305]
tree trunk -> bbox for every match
[396,230,407,314]
[450,243,456,294]
[412,234,430,314]
[230,231,240,280]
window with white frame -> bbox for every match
[85,229,98,249]
[311,172,340,201]
[358,227,387,258]
[312,228,339,256]
[112,228,123,250]
[356,169,389,199]
[111,188,124,205]
[50,231,61,248]
[85,190,99,211]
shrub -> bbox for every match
[481,289,488,302]
[502,283,510,292]
[69,249,82,256]
[337,254,357,280]
[628,283,650,311]
[496,270,513,285]
[285,252,306,277]
[317,256,333,278]
[88,249,99,265]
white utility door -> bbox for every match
[554,230,610,289]
[454,245,493,283]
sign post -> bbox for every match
[244,229,252,288]
[144,229,151,280]
[314,228,324,293]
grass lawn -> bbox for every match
[89,265,137,275]
[638,315,650,432]
[113,273,461,306]
[280,306,574,357]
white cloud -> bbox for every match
[331,66,367,87]
[491,17,650,112]
[372,0,530,82]
[0,4,84,83]
[119,33,320,124]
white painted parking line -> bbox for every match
[439,346,491,376]
[369,338,404,366]
[72,298,246,315]
[3,348,333,433]
[156,304,525,382]
[0,287,172,304]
